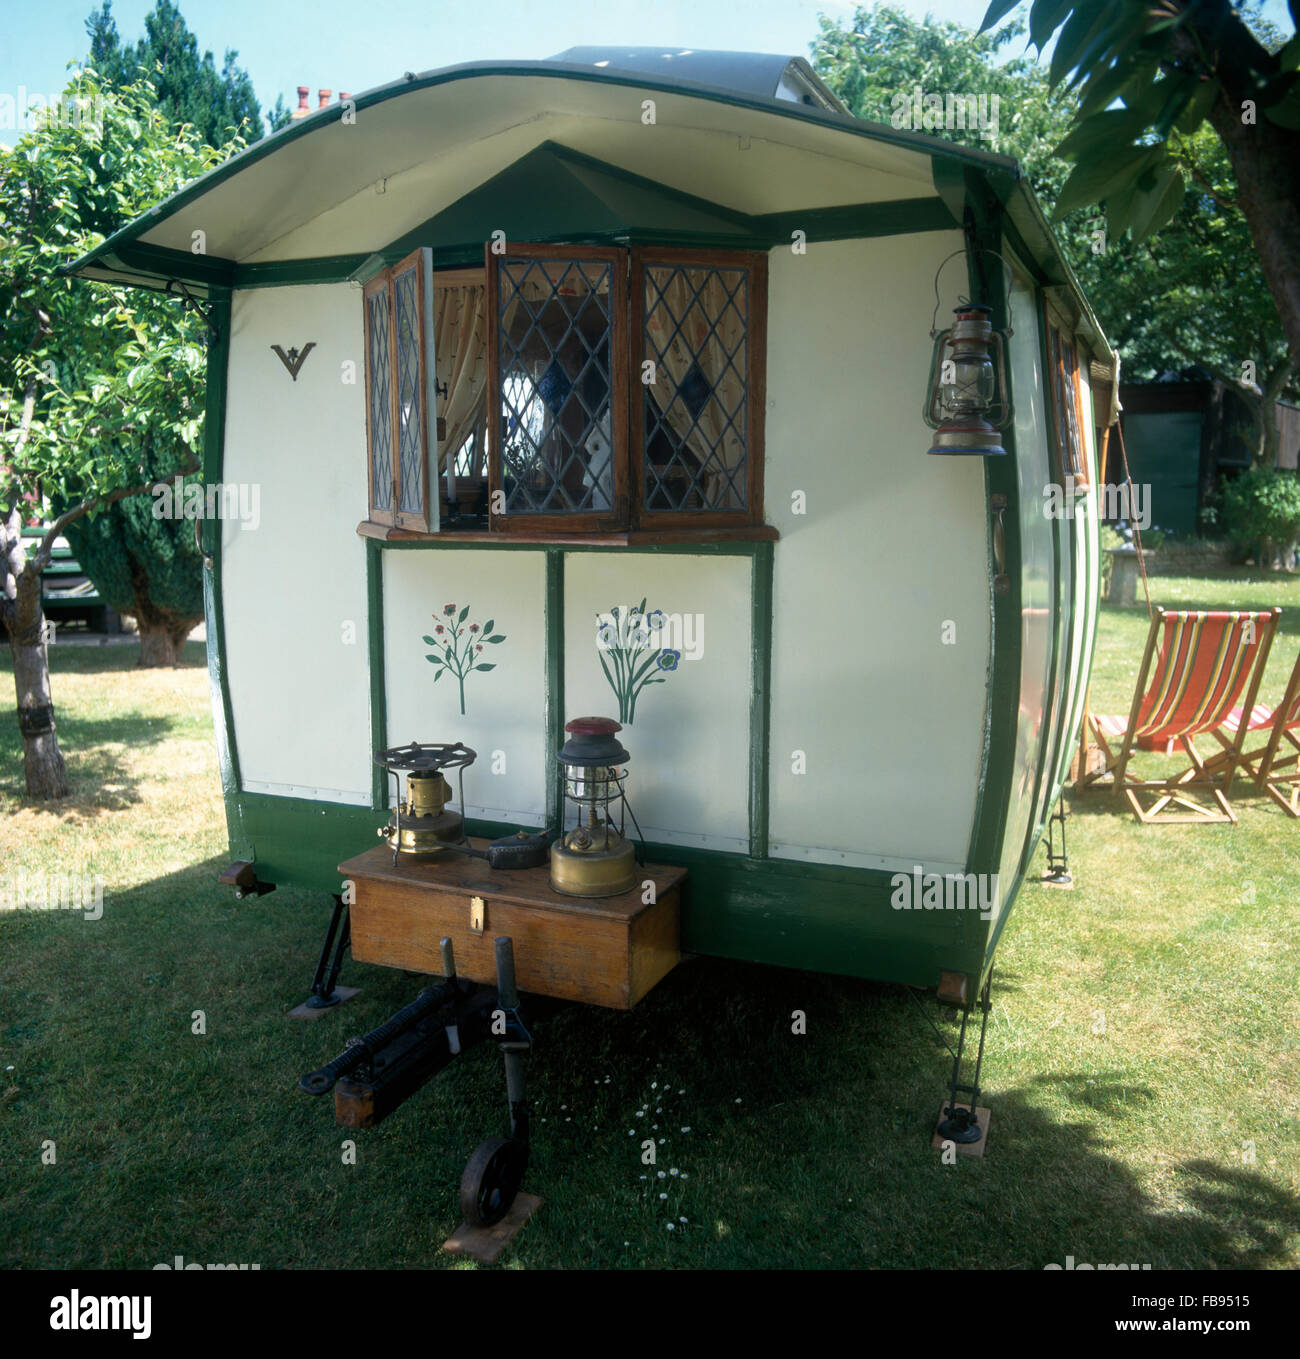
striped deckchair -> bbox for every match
[1209,644,1300,818]
[1086,608,1280,824]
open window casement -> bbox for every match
[363,248,439,531]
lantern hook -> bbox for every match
[928,248,1016,339]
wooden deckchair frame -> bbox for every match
[1086,607,1280,824]
[1210,646,1300,818]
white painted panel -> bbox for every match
[383,551,546,826]
[564,554,751,852]
[765,232,991,868]
[221,284,371,804]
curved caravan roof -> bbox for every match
[65,54,1115,382]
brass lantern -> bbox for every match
[549,716,637,899]
[923,303,1011,456]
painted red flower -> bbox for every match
[470,623,480,633]
[434,625,444,635]
[475,644,483,653]
[443,603,456,615]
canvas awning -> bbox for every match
[61,57,1117,376]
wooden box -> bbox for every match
[338,842,684,1010]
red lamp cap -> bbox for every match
[564,716,621,736]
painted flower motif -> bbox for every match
[598,598,679,723]
[424,603,505,716]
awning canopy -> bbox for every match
[61,57,1116,373]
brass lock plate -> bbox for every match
[469,895,486,934]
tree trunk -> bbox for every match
[126,552,198,668]
[5,566,69,800]
[1207,86,1300,382]
[1254,361,1294,470]
[136,617,190,667]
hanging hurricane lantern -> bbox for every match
[923,303,1011,456]
[550,716,637,899]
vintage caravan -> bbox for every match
[69,48,1116,1225]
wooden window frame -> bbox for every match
[485,243,630,534]
[630,246,768,530]
[363,247,436,532]
[1045,312,1091,491]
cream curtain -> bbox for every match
[434,284,488,471]
[643,266,747,498]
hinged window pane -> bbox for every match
[365,285,394,516]
[393,261,426,516]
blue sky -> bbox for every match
[1,0,1294,145]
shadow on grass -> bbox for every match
[1,713,181,816]
[2,858,1294,1268]
[0,639,207,678]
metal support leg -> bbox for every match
[457,937,533,1228]
[937,970,993,1144]
[1042,796,1073,888]
[495,936,532,1148]
[303,895,352,1010]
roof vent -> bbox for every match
[546,47,847,114]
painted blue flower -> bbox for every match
[657,649,681,671]
[597,622,618,650]
[645,610,667,631]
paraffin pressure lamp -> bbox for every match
[924,303,1011,456]
[549,716,637,899]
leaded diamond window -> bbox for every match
[492,252,623,522]
[362,249,433,531]
[394,265,425,516]
[365,287,393,515]
[641,261,751,513]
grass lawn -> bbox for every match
[2,575,1298,1270]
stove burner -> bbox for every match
[375,741,478,774]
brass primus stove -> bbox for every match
[375,741,476,860]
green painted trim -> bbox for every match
[962,188,1022,908]
[748,543,773,858]
[234,255,373,289]
[373,537,768,557]
[753,196,956,244]
[545,549,564,832]
[108,241,235,288]
[199,288,248,862]
[367,539,388,811]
